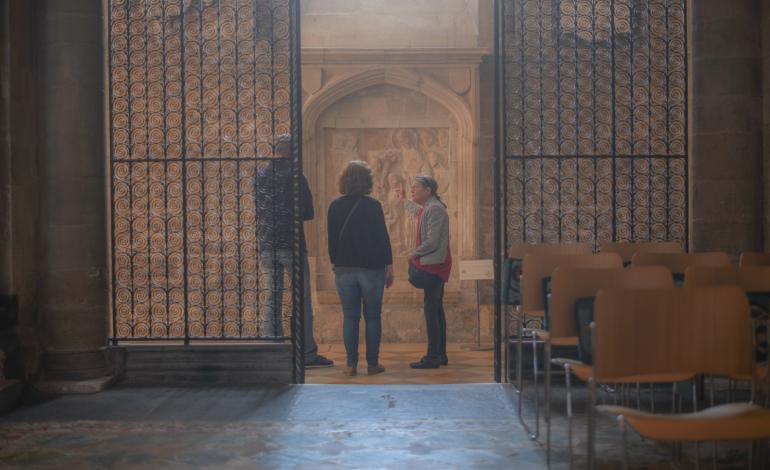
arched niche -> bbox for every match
[302,68,477,296]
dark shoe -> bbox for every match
[305,355,334,369]
[367,364,386,375]
[440,355,448,366]
[410,358,441,369]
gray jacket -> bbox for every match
[406,196,449,265]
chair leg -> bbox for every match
[671,382,677,414]
[564,363,574,470]
[636,382,641,410]
[619,415,629,470]
[588,377,596,470]
[514,306,523,393]
[650,383,655,412]
[695,441,700,470]
[513,305,524,393]
[516,323,540,440]
[545,340,552,465]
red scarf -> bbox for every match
[411,207,452,282]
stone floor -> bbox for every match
[0,384,540,469]
[306,343,493,384]
[0,380,765,469]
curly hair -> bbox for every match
[338,160,373,195]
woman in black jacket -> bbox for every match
[328,161,394,377]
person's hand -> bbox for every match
[395,185,406,200]
[385,265,394,288]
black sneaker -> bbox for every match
[305,355,334,369]
[440,355,448,366]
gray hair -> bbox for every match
[414,175,446,207]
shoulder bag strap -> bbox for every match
[338,197,363,245]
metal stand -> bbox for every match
[470,280,493,351]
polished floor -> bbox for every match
[306,343,494,384]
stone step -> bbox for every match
[113,345,294,385]
[317,289,461,305]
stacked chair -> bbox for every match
[600,240,683,266]
[631,252,731,285]
[591,287,770,469]
[684,266,770,407]
[740,252,770,267]
[545,266,673,466]
[503,242,592,385]
[515,251,622,440]
[505,243,770,468]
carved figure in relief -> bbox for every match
[383,172,406,251]
[331,130,360,164]
[426,149,451,199]
[393,129,428,180]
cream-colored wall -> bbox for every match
[301,0,482,49]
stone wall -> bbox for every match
[1,0,42,379]
[301,0,481,49]
[691,0,764,255]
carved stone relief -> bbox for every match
[323,127,456,290]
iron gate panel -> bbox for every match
[501,0,687,249]
[108,0,304,367]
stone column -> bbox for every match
[0,0,10,296]
[38,0,110,385]
[691,1,763,255]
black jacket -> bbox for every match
[327,195,393,269]
[255,159,313,252]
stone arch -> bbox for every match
[303,67,475,142]
[302,67,478,290]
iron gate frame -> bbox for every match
[499,0,689,254]
[495,0,689,383]
[107,0,305,382]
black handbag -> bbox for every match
[408,264,441,289]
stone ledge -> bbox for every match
[34,375,115,395]
[0,379,22,414]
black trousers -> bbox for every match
[422,278,447,361]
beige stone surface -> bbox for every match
[313,302,494,345]
[301,0,481,49]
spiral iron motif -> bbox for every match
[110,0,298,341]
[503,0,687,250]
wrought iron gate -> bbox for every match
[500,0,688,249]
[108,0,304,379]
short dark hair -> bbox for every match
[338,160,373,195]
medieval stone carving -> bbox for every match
[325,127,455,271]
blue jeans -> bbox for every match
[335,269,386,367]
[258,249,319,361]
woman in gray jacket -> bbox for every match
[397,175,452,369]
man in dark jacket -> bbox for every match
[256,134,333,368]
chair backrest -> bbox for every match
[521,252,623,312]
[592,287,752,382]
[631,252,731,272]
[509,242,592,259]
[739,252,770,268]
[599,241,683,264]
[549,266,673,339]
[684,266,770,292]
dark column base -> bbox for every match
[43,347,112,381]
